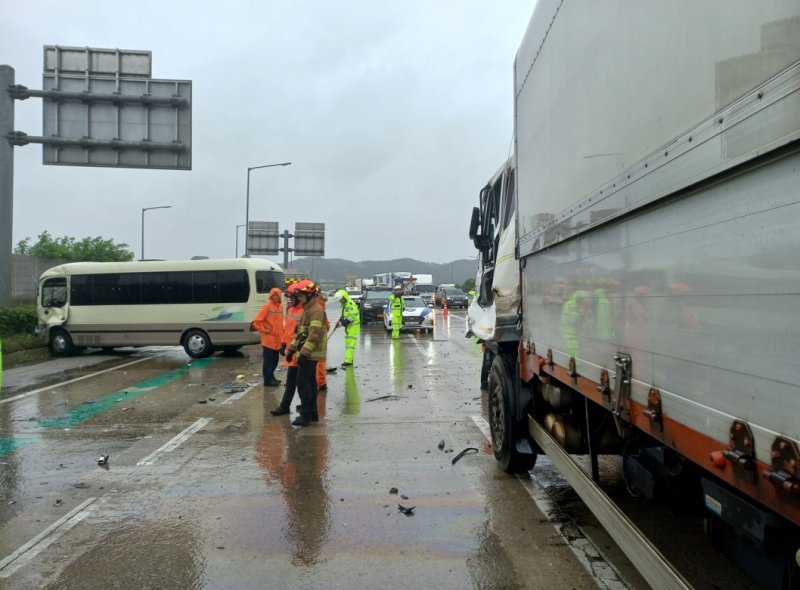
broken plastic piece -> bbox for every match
[398,504,415,515]
[451,447,479,465]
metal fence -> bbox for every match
[11,254,70,303]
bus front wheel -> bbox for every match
[183,329,213,358]
[49,328,75,356]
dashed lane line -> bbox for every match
[136,417,213,466]
[471,415,631,590]
[221,383,259,405]
[0,357,153,405]
[0,497,98,578]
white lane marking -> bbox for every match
[408,334,429,357]
[471,415,630,590]
[221,383,258,405]
[0,351,167,405]
[0,497,98,577]
[136,417,212,466]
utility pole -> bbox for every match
[0,66,15,307]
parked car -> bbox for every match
[383,296,433,334]
[433,284,455,307]
[415,283,436,307]
[346,287,363,304]
[438,287,468,309]
[360,288,392,323]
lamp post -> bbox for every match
[245,161,292,256]
[141,205,171,260]
[235,224,245,258]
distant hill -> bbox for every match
[287,257,477,288]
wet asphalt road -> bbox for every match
[0,309,600,590]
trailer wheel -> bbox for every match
[49,328,75,356]
[183,329,214,358]
[488,353,536,473]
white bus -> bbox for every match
[36,258,284,358]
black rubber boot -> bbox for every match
[291,414,310,427]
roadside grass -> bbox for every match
[2,333,49,370]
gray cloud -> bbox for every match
[3,0,533,263]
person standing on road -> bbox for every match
[286,280,327,427]
[315,288,331,391]
[388,285,405,340]
[253,287,284,386]
[333,288,360,367]
[270,283,303,416]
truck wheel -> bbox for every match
[49,328,75,356]
[488,353,537,473]
[183,329,214,358]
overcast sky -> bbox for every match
[3,1,533,265]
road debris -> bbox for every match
[451,447,479,465]
[437,439,445,450]
[389,487,399,495]
[97,455,109,466]
[398,504,415,516]
[366,395,396,402]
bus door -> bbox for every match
[40,276,69,328]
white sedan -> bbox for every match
[383,296,434,334]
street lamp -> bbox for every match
[141,205,171,260]
[245,161,292,256]
[235,224,245,258]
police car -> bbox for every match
[383,296,433,334]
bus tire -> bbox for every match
[488,353,537,473]
[49,328,75,356]
[183,329,213,358]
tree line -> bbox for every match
[15,231,134,262]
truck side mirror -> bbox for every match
[470,207,493,252]
[469,207,480,240]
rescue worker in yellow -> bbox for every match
[333,289,360,367]
[388,285,406,340]
[286,279,327,427]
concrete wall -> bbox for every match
[10,254,70,303]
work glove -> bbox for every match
[286,350,294,363]
[279,343,286,356]
[298,353,309,364]
[341,318,352,327]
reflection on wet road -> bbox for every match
[0,310,597,589]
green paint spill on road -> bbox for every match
[0,438,37,456]
[38,357,218,429]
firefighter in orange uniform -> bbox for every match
[270,283,303,415]
[253,287,284,386]
[315,287,331,392]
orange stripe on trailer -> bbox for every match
[518,349,800,528]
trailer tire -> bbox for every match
[49,328,75,356]
[488,353,536,473]
[183,329,214,358]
